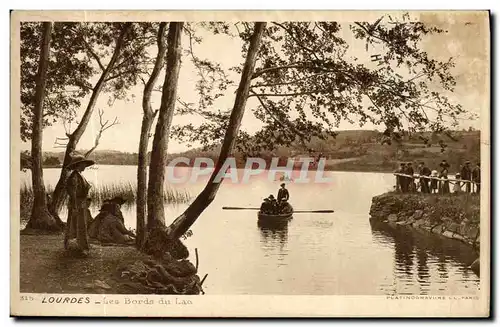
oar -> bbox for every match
[294,210,334,213]
[222,207,260,210]
[222,206,334,213]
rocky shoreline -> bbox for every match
[369,192,480,275]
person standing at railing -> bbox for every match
[440,160,450,171]
[452,173,463,193]
[430,170,439,194]
[439,165,450,194]
[405,162,415,192]
[395,163,406,192]
[418,162,431,193]
[461,161,472,193]
[472,162,481,193]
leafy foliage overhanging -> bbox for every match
[170,16,467,154]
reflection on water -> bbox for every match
[257,219,290,254]
[370,220,480,295]
[20,167,481,295]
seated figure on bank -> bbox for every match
[88,196,135,245]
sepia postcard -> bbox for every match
[10,10,490,317]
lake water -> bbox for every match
[20,165,480,295]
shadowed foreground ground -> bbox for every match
[20,234,151,294]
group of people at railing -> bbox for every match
[394,159,480,194]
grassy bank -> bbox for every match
[19,234,152,293]
[20,183,192,221]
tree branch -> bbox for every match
[84,108,119,157]
[112,43,152,72]
[271,22,320,61]
[354,21,390,45]
[251,73,329,88]
[250,89,306,142]
[82,37,106,71]
[248,91,321,98]
[184,26,207,83]
[176,98,223,120]
[252,63,310,79]
[104,68,144,82]
[70,23,132,143]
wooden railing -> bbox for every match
[393,172,480,185]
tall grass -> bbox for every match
[87,182,191,205]
[20,182,192,221]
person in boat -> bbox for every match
[279,198,293,214]
[268,194,278,214]
[260,198,271,214]
[277,183,290,205]
[64,155,95,255]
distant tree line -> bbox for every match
[20,129,479,172]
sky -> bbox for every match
[20,12,489,154]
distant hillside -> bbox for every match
[22,129,480,173]
[169,129,480,173]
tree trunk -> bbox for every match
[166,22,266,239]
[147,22,184,229]
[26,22,59,231]
[49,23,132,218]
[136,22,167,247]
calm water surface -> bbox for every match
[20,165,480,295]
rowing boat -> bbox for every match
[258,203,294,222]
[257,211,293,221]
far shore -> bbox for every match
[33,160,402,174]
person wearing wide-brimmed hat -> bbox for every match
[109,196,127,223]
[64,155,95,255]
[260,198,271,214]
[96,197,135,245]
